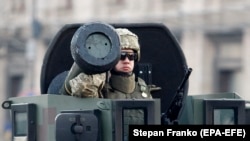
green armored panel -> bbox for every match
[179,93,245,125]
[7,94,161,141]
[178,95,194,124]
[9,94,112,141]
[245,104,250,124]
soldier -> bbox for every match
[104,28,153,141]
[103,28,152,99]
[67,28,154,100]
[62,28,156,141]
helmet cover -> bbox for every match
[116,28,140,61]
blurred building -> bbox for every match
[0,0,250,140]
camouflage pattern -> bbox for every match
[69,72,106,98]
[116,28,140,61]
[67,28,152,140]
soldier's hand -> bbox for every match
[69,72,106,98]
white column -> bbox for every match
[34,41,47,95]
[181,29,205,95]
[0,46,8,140]
[241,27,250,100]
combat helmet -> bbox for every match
[116,28,140,61]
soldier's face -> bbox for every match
[114,49,135,73]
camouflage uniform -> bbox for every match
[66,27,153,140]
[68,72,106,98]
[104,72,152,141]
[104,28,153,141]
[67,28,152,99]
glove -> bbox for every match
[69,72,106,98]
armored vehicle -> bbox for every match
[2,22,250,141]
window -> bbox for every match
[11,0,25,13]
[10,75,23,97]
[218,70,233,92]
[204,99,245,125]
[58,0,72,11]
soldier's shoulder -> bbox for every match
[137,77,147,86]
